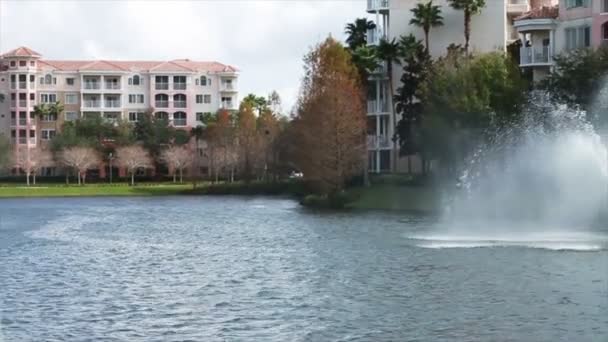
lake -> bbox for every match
[0,197,607,341]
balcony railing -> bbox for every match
[173,101,187,108]
[155,100,169,108]
[367,0,389,12]
[105,83,121,90]
[367,28,385,46]
[104,100,121,108]
[84,82,101,90]
[155,83,169,90]
[367,100,389,113]
[30,138,37,145]
[18,137,27,144]
[19,82,27,89]
[221,83,235,91]
[18,119,27,125]
[367,135,390,149]
[10,82,16,89]
[520,46,551,65]
[221,102,234,109]
[173,83,187,90]
[10,119,16,126]
[83,100,101,108]
[173,119,187,126]
[18,100,27,107]
[507,0,528,14]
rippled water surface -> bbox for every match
[1,197,607,341]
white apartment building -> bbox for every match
[0,46,239,151]
[365,0,556,173]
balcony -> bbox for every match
[173,118,187,126]
[18,100,27,107]
[155,100,169,108]
[18,137,26,144]
[84,82,101,90]
[104,100,121,108]
[507,0,529,15]
[155,83,169,90]
[83,100,101,108]
[220,83,236,92]
[221,101,234,109]
[367,100,389,113]
[367,0,389,13]
[19,82,27,89]
[15,118,27,126]
[520,46,551,66]
[30,138,37,145]
[367,28,385,46]
[105,82,121,90]
[173,100,187,108]
[173,83,187,90]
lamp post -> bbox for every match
[108,152,114,184]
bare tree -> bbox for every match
[115,145,153,186]
[61,147,100,185]
[14,147,54,186]
[160,145,192,183]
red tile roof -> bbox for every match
[1,46,42,58]
[515,6,559,20]
[1,46,239,73]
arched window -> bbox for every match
[155,94,169,108]
[44,74,52,85]
[173,94,187,108]
[132,75,140,86]
[200,76,207,86]
[155,111,169,121]
[173,111,187,126]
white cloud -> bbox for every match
[0,0,369,113]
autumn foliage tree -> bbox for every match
[14,147,54,186]
[293,37,366,196]
[160,145,192,183]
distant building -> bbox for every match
[365,0,557,173]
[0,46,239,177]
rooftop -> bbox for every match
[515,5,559,21]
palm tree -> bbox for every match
[345,18,377,50]
[351,45,381,81]
[376,38,401,172]
[190,125,204,189]
[447,0,485,53]
[410,1,443,53]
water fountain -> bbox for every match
[412,93,608,251]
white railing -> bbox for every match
[221,83,235,91]
[29,138,36,145]
[367,135,390,149]
[173,101,187,108]
[367,100,389,113]
[18,100,27,107]
[520,46,551,65]
[19,82,27,89]
[18,137,26,144]
[155,100,169,108]
[155,83,169,90]
[18,119,27,126]
[507,0,528,12]
[221,101,234,109]
[84,82,101,90]
[367,28,385,46]
[367,0,389,12]
[84,100,101,108]
[173,83,187,90]
[10,119,16,126]
[104,100,121,108]
[105,83,121,90]
[173,119,187,126]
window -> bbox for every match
[29,75,35,83]
[604,0,608,12]
[65,93,78,104]
[565,26,591,50]
[41,113,58,122]
[195,78,199,86]
[44,74,52,85]
[196,112,211,122]
[203,95,211,104]
[41,129,56,140]
[155,111,169,121]
[65,111,78,121]
[132,75,140,85]
[604,22,608,41]
[200,76,207,86]
[30,61,35,67]
[196,94,203,104]
[66,78,75,86]
[40,93,57,104]
[10,61,15,67]
[129,112,144,122]
[19,60,26,67]
[173,94,187,108]
[566,0,588,8]
[128,94,144,104]
[30,93,35,101]
[173,111,187,126]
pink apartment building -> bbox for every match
[515,0,608,81]
[0,46,239,177]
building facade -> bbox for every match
[0,46,238,176]
[365,0,556,173]
[515,0,608,81]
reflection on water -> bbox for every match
[0,197,607,341]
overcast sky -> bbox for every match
[0,0,368,113]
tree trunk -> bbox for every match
[77,171,81,185]
[230,168,234,183]
[26,172,30,186]
[424,29,430,53]
[82,174,86,185]
[388,62,398,173]
[173,173,176,183]
[33,173,36,185]
[464,10,471,54]
[131,172,135,186]
[180,169,183,183]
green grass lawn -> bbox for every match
[0,183,192,198]
[348,184,441,213]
